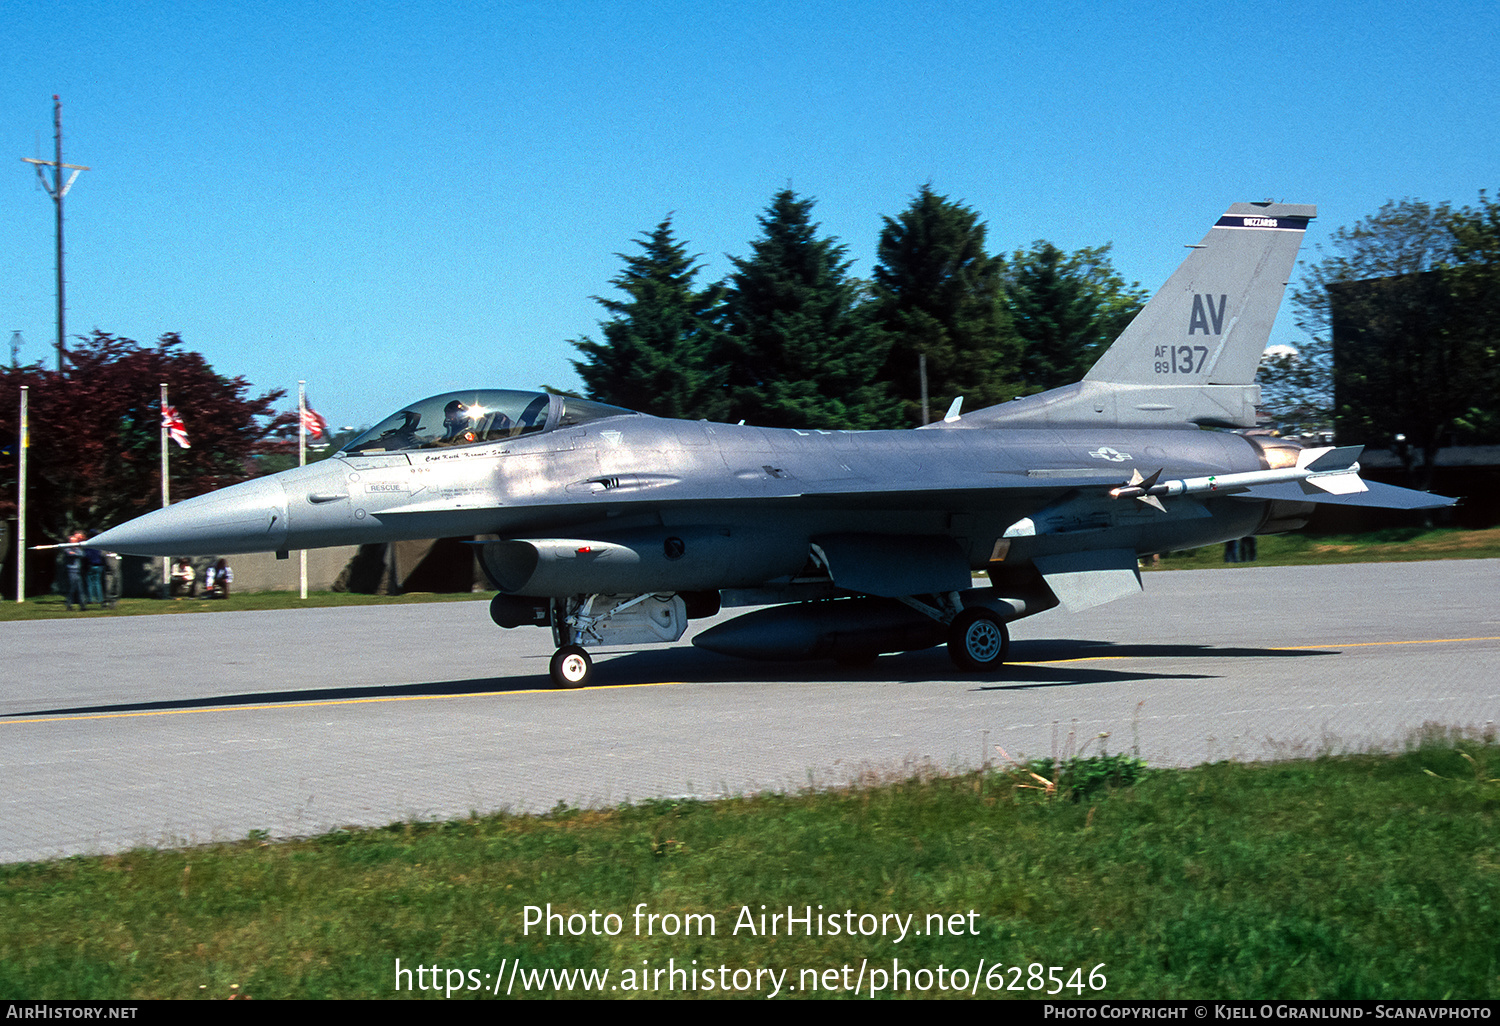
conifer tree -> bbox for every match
[719,190,893,429]
[568,216,727,420]
[1004,241,1146,392]
[871,185,1020,425]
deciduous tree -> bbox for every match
[1444,190,1500,445]
[1290,196,1500,488]
[0,331,292,543]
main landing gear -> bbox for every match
[947,607,1010,671]
[894,592,1012,673]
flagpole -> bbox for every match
[298,380,307,600]
[16,386,26,604]
[160,382,170,596]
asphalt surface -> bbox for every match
[3,560,1497,864]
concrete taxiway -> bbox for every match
[3,560,1497,864]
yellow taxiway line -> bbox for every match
[6,636,1498,726]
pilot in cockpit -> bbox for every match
[438,398,513,445]
[440,400,474,444]
[340,390,629,456]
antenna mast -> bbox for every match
[21,96,89,373]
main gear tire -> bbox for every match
[947,608,1009,671]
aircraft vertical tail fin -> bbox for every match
[964,202,1315,429]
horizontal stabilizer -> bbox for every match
[1304,473,1368,496]
[1235,480,1456,510]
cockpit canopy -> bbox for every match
[338,390,636,455]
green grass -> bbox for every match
[2,730,1496,1000]
[1147,526,1500,570]
[0,589,487,622]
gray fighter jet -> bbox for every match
[90,202,1452,687]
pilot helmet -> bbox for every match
[443,400,475,441]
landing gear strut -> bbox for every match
[947,607,1009,671]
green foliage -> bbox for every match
[1256,344,1333,435]
[563,188,1158,431]
[1146,526,1500,569]
[1289,194,1500,486]
[2,743,1498,999]
[0,332,293,540]
[1023,752,1151,802]
[1444,190,1500,446]
[562,190,1500,446]
[720,190,895,429]
[1004,241,1147,393]
[568,216,729,420]
[872,185,1020,425]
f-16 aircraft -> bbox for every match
[91,202,1452,687]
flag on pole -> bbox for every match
[162,405,190,448]
[301,402,328,439]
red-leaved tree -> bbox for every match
[0,331,294,541]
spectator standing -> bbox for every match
[63,532,89,611]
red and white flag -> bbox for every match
[162,405,190,448]
[301,403,328,439]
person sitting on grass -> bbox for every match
[171,558,196,599]
[203,558,233,599]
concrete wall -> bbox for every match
[119,546,360,596]
[117,539,485,596]
[219,546,362,592]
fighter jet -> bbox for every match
[90,202,1452,687]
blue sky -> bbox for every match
[3,0,1496,431]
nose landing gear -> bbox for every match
[548,645,593,688]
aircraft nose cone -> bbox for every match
[89,476,290,556]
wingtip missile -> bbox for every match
[1107,455,1375,509]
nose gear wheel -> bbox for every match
[549,645,593,688]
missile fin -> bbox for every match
[1304,473,1369,495]
[1298,445,1363,472]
